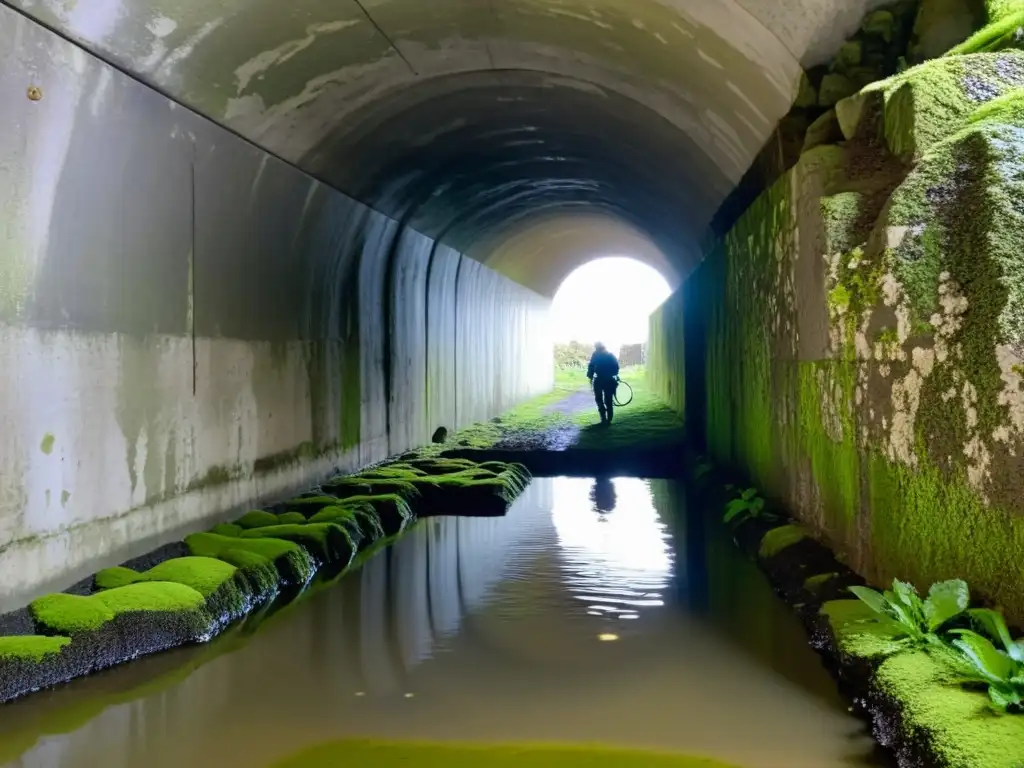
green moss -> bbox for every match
[804,572,839,592]
[239,523,353,563]
[272,740,740,768]
[875,649,1024,765]
[234,510,279,530]
[276,511,307,525]
[285,495,342,508]
[946,9,1024,54]
[95,566,142,590]
[867,451,1024,622]
[822,599,909,660]
[758,525,810,559]
[184,532,314,585]
[862,9,896,41]
[836,40,864,69]
[39,433,55,455]
[819,73,858,106]
[211,523,243,537]
[30,594,113,633]
[217,549,280,595]
[30,583,206,634]
[0,635,71,662]
[95,558,237,597]
[795,71,818,108]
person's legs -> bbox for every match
[593,382,607,422]
[603,384,615,423]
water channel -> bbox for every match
[0,477,883,768]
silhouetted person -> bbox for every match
[590,477,617,513]
[587,342,620,424]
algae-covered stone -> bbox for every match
[822,599,908,661]
[234,510,278,530]
[910,0,984,62]
[802,109,843,152]
[819,73,858,106]
[31,583,206,634]
[0,635,70,662]
[875,649,1024,765]
[863,10,896,42]
[758,524,809,559]
[836,51,1024,159]
[795,71,817,108]
[835,41,864,71]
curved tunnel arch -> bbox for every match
[8,0,881,283]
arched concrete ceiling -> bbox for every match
[472,213,680,297]
[11,0,884,288]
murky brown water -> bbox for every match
[0,478,881,768]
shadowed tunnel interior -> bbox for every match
[0,0,883,603]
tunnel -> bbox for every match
[5,0,1024,763]
[0,0,870,601]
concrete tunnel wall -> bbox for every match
[0,7,552,610]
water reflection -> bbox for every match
[0,478,881,768]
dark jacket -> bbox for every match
[587,350,620,382]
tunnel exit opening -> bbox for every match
[550,256,672,374]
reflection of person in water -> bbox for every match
[590,478,617,514]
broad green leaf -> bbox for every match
[886,598,921,634]
[988,684,1021,711]
[951,629,1015,683]
[849,586,889,616]
[1010,640,1024,664]
[969,608,1017,655]
[751,498,765,513]
[924,579,969,630]
[741,488,757,501]
[723,502,749,524]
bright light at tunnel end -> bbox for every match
[551,257,672,351]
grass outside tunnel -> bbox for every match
[423,365,684,454]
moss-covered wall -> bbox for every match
[651,2,1024,622]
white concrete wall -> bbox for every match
[0,8,553,611]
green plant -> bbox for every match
[722,487,766,524]
[948,620,1024,712]
[848,578,970,644]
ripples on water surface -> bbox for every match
[0,478,882,768]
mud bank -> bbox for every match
[0,457,531,705]
[695,464,1024,768]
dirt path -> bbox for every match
[544,387,594,416]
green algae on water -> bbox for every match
[272,739,742,768]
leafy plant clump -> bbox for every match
[949,608,1024,712]
[849,578,970,644]
[723,487,768,524]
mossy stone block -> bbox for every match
[795,71,818,108]
[835,41,864,71]
[822,599,908,661]
[802,109,843,152]
[819,73,858,106]
[0,635,71,662]
[758,524,809,559]
[875,650,1024,766]
[862,10,896,42]
[910,0,982,62]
